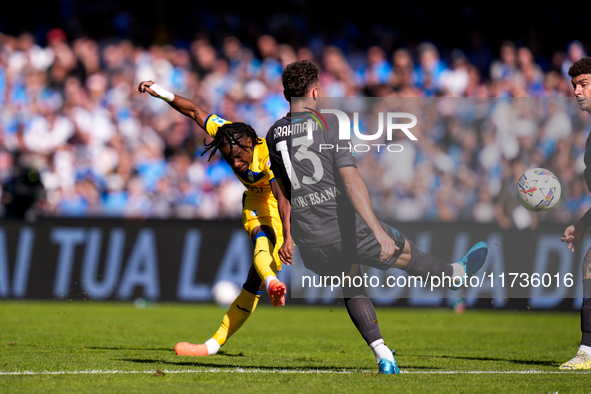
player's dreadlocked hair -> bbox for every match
[201,122,260,161]
[282,60,319,100]
[568,57,591,78]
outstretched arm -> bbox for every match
[562,207,591,252]
[338,166,398,262]
[271,178,293,265]
[137,80,210,128]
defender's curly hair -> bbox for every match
[568,57,591,78]
[202,122,260,161]
[281,60,320,99]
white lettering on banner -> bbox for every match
[52,228,86,298]
[117,229,160,300]
[529,235,573,309]
[0,223,583,307]
[12,227,34,298]
[81,228,125,299]
[0,227,36,298]
[214,230,251,287]
[177,230,212,301]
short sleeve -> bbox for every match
[264,156,276,183]
[203,114,232,138]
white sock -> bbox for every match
[265,275,277,292]
[451,263,466,281]
[205,338,221,355]
[369,339,394,363]
[579,344,591,356]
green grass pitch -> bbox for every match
[0,300,589,393]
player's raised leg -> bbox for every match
[251,225,286,307]
[175,266,263,356]
[388,226,488,290]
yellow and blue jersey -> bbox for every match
[203,114,276,200]
[203,114,283,272]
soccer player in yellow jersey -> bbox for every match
[137,80,290,356]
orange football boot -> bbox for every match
[175,342,208,356]
[268,279,286,307]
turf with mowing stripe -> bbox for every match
[0,301,589,393]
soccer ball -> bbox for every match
[516,168,561,212]
[212,280,240,307]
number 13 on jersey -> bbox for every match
[276,135,324,190]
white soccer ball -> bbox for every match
[212,280,240,307]
[516,168,561,212]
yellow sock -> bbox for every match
[212,286,261,346]
[253,235,278,282]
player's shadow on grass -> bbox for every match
[118,358,439,370]
[87,348,244,356]
[86,346,172,351]
[424,354,557,367]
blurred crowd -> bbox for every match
[0,28,589,227]
[351,97,591,229]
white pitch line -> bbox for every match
[0,369,589,376]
